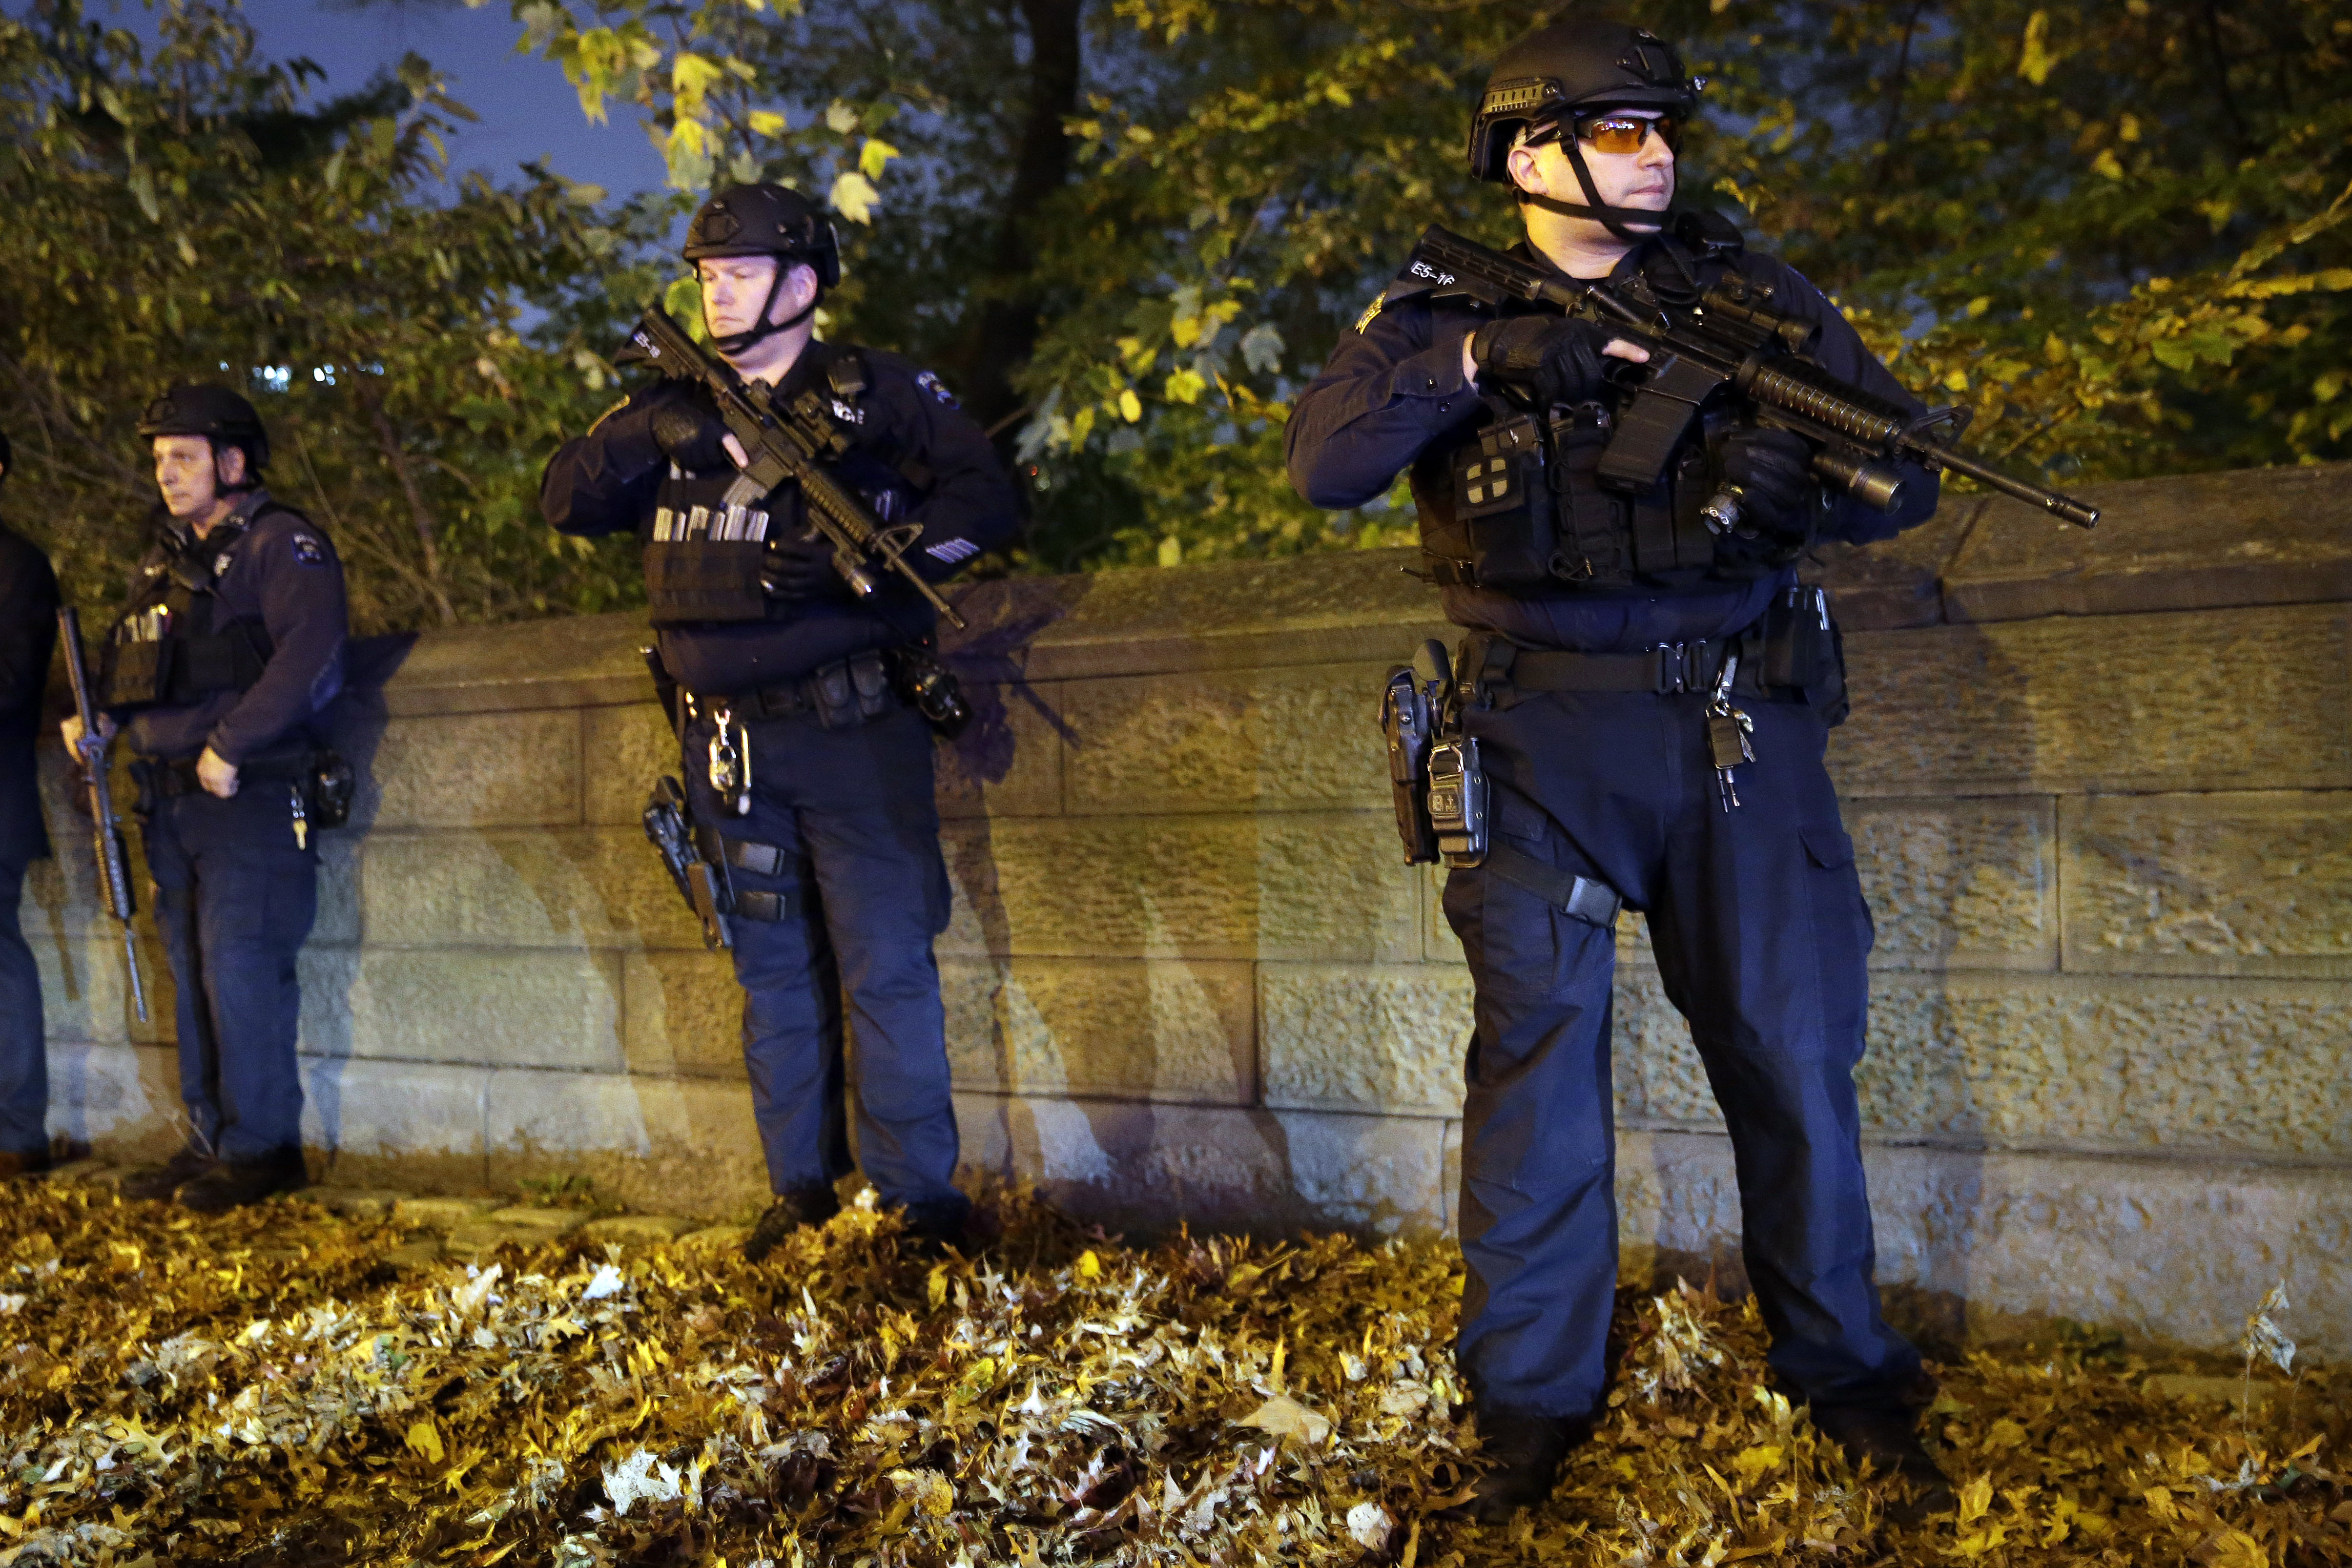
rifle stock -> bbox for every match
[56,608,147,1023]
[622,308,968,629]
[1411,226,2100,529]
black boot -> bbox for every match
[121,1147,214,1202]
[899,1197,986,1261]
[743,1183,841,1263]
[1458,1407,1590,1524]
[177,1149,306,1215]
[1810,1398,1955,1526]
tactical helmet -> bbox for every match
[683,184,842,288]
[137,383,270,475]
[1469,20,1700,183]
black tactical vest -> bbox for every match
[1411,223,1808,595]
[641,346,925,629]
[100,510,279,710]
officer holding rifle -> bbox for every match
[63,388,349,1213]
[1286,18,2012,1525]
[541,184,1019,1262]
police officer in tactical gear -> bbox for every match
[0,429,62,1176]
[541,183,1020,1262]
[62,386,349,1211]
[1287,20,1949,1522]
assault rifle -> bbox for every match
[56,608,148,1023]
[1408,226,2100,530]
[620,307,967,629]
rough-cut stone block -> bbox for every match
[342,828,691,952]
[483,1070,768,1218]
[298,948,623,1071]
[935,688,1065,820]
[1943,461,2352,624]
[32,933,174,1048]
[1059,664,1389,815]
[1833,603,2351,797]
[1803,497,1986,631]
[1849,797,2056,971]
[44,1042,173,1149]
[620,951,747,1079]
[578,1213,696,1245]
[942,957,1253,1103]
[940,812,1417,962]
[955,1093,1447,1237]
[393,1196,499,1228]
[484,1205,584,1234]
[1856,973,2352,1158]
[305,1059,489,1171]
[368,617,648,716]
[942,550,1449,682]
[1259,964,1470,1116]
[2061,791,2352,979]
[677,1224,751,1252]
[1615,1130,2352,1359]
[583,702,679,828]
[367,709,583,828]
[307,1187,408,1218]
[1610,963,1718,1128]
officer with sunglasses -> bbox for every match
[1288,19,1949,1523]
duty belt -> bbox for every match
[134,748,313,801]
[1506,639,1756,697]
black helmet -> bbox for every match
[683,184,841,288]
[1470,20,1700,243]
[1470,20,1699,182]
[137,383,269,475]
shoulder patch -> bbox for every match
[1353,293,1386,335]
[290,533,328,567]
[913,370,960,409]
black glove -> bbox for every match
[761,529,852,601]
[649,394,734,473]
[1469,316,1611,407]
[1713,426,1816,539]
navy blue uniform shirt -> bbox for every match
[1286,236,1940,652]
[115,490,350,764]
[541,344,1019,694]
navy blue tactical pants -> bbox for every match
[0,857,45,1157]
[1445,685,1919,1419]
[683,703,966,1221]
[142,783,316,1162]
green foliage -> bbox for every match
[0,0,663,632]
[15,0,2350,632]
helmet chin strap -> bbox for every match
[1519,134,1669,241]
[708,262,820,356]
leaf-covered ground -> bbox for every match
[0,1179,2343,1567]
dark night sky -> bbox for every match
[226,0,672,202]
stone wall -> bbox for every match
[24,460,2352,1358]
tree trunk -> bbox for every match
[955,0,1085,436]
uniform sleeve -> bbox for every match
[1759,262,1942,545]
[869,361,1022,584]
[0,533,60,722]
[540,380,681,538]
[206,519,348,765]
[1285,296,1482,510]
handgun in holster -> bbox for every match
[638,644,734,950]
[1378,640,1452,866]
[645,775,734,951]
